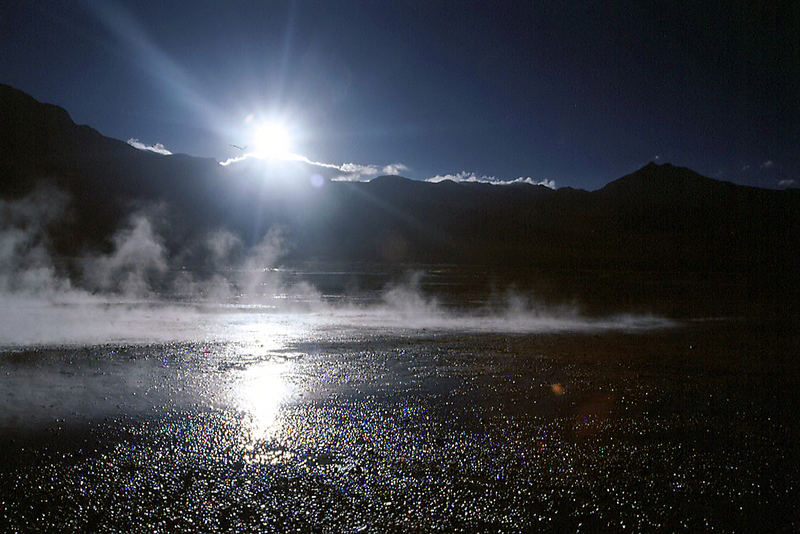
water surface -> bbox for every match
[1,312,797,531]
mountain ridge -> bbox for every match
[1,83,797,290]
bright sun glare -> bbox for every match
[252,121,292,158]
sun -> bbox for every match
[252,121,292,158]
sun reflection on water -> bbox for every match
[236,359,292,443]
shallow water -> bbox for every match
[1,318,798,531]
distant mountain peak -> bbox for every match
[644,161,674,168]
[0,83,797,279]
[599,161,727,196]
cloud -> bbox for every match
[219,150,410,182]
[426,171,555,189]
[382,163,409,175]
[339,162,380,177]
[760,160,775,169]
[310,160,409,181]
[127,138,172,155]
[219,151,554,189]
[778,179,795,189]
[741,165,751,172]
[218,154,249,166]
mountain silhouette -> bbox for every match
[1,82,798,313]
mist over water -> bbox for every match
[0,188,673,348]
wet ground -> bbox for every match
[1,319,798,532]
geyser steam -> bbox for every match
[0,187,673,347]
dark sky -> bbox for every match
[2,0,798,189]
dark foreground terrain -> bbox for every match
[1,318,798,532]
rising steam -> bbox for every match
[0,187,673,347]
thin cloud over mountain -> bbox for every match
[127,138,172,155]
[218,151,408,182]
[426,171,555,189]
